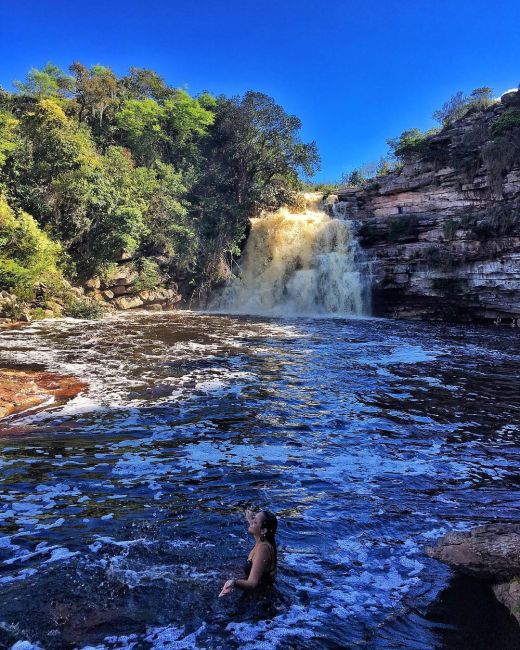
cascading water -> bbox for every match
[211,193,369,316]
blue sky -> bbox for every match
[1,0,519,181]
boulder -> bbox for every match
[426,523,520,581]
[107,267,138,287]
[113,296,143,310]
[84,276,101,290]
[102,289,114,300]
[112,285,131,296]
[138,287,180,304]
[493,580,520,624]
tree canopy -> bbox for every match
[0,62,319,300]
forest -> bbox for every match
[0,62,319,315]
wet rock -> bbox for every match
[0,368,88,420]
[493,580,520,625]
[426,524,520,581]
[427,524,520,627]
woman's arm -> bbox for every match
[219,545,271,596]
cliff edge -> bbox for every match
[331,88,520,324]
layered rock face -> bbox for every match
[330,89,520,324]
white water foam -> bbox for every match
[211,194,368,317]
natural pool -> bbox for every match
[0,312,519,649]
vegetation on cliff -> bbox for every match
[0,62,319,316]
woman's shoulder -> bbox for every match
[251,542,272,558]
[259,541,274,556]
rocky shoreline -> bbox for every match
[0,367,87,422]
[427,524,520,626]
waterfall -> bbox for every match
[211,193,369,317]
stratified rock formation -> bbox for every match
[426,524,520,625]
[331,88,520,324]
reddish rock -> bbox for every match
[0,368,87,421]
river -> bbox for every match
[0,312,519,649]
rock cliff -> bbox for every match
[329,88,520,324]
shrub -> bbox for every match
[458,204,520,239]
[443,219,458,241]
[449,122,488,178]
[422,246,458,271]
[481,133,520,192]
[476,204,520,238]
[490,109,520,137]
[387,129,431,162]
[433,87,494,126]
[31,307,49,320]
[0,194,63,294]
[63,296,105,319]
[388,215,419,242]
[133,257,161,292]
[97,261,117,286]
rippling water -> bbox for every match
[0,312,519,649]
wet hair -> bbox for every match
[260,510,278,567]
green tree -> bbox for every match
[161,90,215,168]
[14,62,75,99]
[70,62,119,130]
[433,87,494,126]
[138,161,196,270]
[7,99,98,223]
[115,98,165,165]
[387,128,437,163]
[0,109,18,170]
[189,91,319,294]
[119,67,174,102]
[0,194,63,295]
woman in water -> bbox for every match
[219,509,278,597]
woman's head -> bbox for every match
[248,510,277,539]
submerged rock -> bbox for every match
[0,368,87,420]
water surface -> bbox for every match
[0,312,519,649]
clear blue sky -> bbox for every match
[1,0,519,181]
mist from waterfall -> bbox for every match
[211,193,369,317]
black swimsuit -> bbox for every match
[244,543,276,586]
